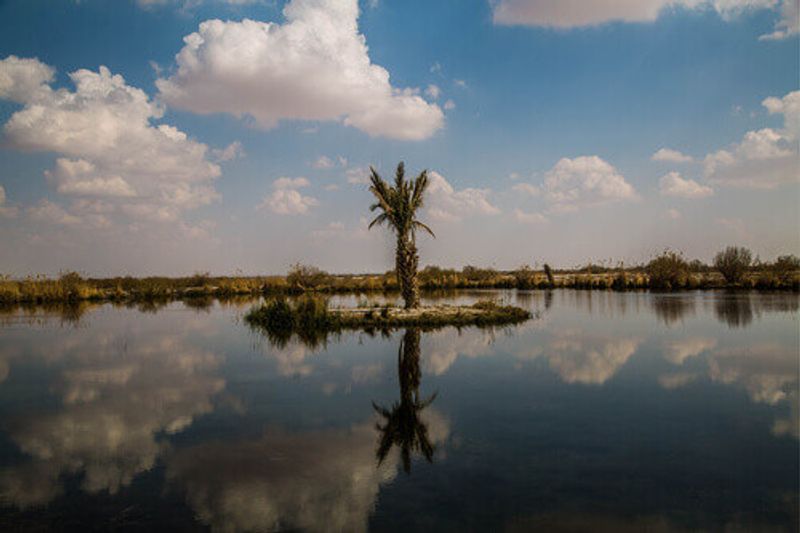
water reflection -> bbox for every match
[651,294,696,325]
[165,424,397,533]
[373,329,438,473]
[0,314,225,508]
[0,291,796,531]
[714,293,754,328]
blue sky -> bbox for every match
[0,0,797,276]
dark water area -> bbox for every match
[0,290,797,531]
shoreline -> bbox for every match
[1,270,798,307]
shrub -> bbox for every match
[714,246,752,284]
[646,251,690,289]
[286,263,330,291]
[513,265,535,289]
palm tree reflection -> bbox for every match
[372,328,437,473]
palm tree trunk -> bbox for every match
[396,235,420,309]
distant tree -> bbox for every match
[646,250,690,289]
[543,263,555,286]
[714,246,752,284]
[368,162,434,309]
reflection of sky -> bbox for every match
[0,291,797,530]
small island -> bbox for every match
[247,162,532,334]
[245,297,532,334]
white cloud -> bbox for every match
[274,177,311,189]
[652,148,694,163]
[542,156,638,213]
[492,0,793,37]
[27,200,82,226]
[0,56,223,228]
[261,177,318,215]
[0,185,19,218]
[0,55,54,103]
[211,141,244,162]
[313,156,335,169]
[665,208,682,220]
[513,208,548,224]
[443,99,456,110]
[512,182,541,196]
[426,171,500,222]
[346,166,370,185]
[156,0,444,140]
[704,90,799,188]
[425,84,441,100]
[759,0,799,39]
[659,171,713,198]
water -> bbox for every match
[0,290,797,531]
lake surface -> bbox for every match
[0,290,797,531]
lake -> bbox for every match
[0,290,797,531]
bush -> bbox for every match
[286,263,330,291]
[714,246,752,284]
[513,265,535,289]
[646,251,690,289]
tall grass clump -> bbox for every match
[714,246,752,284]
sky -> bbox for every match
[0,0,797,276]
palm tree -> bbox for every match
[368,162,434,309]
[372,328,437,473]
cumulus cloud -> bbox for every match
[492,0,795,38]
[211,141,244,162]
[425,171,500,222]
[156,0,444,140]
[0,185,19,218]
[541,156,638,213]
[512,182,541,196]
[704,90,799,188]
[260,177,318,215]
[759,0,799,39]
[0,55,225,228]
[659,171,713,198]
[652,148,694,163]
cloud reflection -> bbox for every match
[0,328,225,508]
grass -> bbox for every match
[244,296,532,342]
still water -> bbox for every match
[0,290,797,531]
